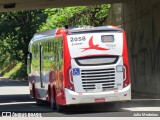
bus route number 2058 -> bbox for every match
[70,36,86,42]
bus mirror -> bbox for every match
[27,54,30,60]
[25,51,30,64]
[27,52,32,74]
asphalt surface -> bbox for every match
[0,77,160,117]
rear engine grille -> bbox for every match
[81,68,115,91]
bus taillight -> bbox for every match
[69,69,73,84]
[122,30,131,88]
[123,65,126,81]
[123,63,130,88]
[68,69,75,91]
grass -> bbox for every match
[0,61,17,76]
[2,62,27,80]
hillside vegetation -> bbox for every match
[0,4,111,79]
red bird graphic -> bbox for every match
[81,36,109,52]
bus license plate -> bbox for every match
[95,98,105,103]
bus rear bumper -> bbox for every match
[65,84,131,105]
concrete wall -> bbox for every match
[107,0,160,95]
[107,3,124,28]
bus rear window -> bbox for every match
[75,56,118,66]
[101,35,114,43]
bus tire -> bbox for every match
[51,88,64,112]
[33,85,43,106]
[50,89,57,110]
[32,84,36,99]
[56,104,64,112]
[35,99,43,106]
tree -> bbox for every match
[39,4,111,31]
[0,4,111,77]
[0,10,47,63]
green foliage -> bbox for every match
[0,10,47,78]
[3,62,27,79]
[0,61,17,76]
[0,10,47,64]
[39,4,111,31]
[0,4,111,79]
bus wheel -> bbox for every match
[56,104,64,112]
[33,86,43,105]
[50,90,57,110]
[35,99,43,106]
[50,89,64,112]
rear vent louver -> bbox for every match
[81,68,115,91]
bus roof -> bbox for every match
[32,29,57,41]
[68,26,123,34]
[30,26,123,43]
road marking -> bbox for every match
[132,99,160,101]
[0,101,35,106]
[122,107,160,111]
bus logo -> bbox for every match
[73,68,80,76]
[81,36,109,52]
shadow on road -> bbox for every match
[0,94,32,103]
[0,94,160,115]
[0,78,160,114]
[59,102,129,114]
[57,99,160,115]
[0,78,28,87]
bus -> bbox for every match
[27,26,131,111]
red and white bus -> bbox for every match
[27,26,131,111]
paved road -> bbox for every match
[0,78,160,117]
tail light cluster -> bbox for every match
[123,57,131,88]
[66,68,75,91]
[122,30,131,88]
